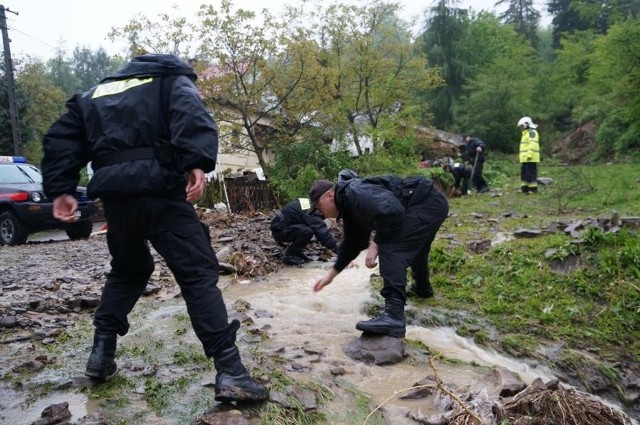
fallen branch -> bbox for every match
[362,350,486,425]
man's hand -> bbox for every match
[365,241,378,268]
[186,169,205,203]
[53,195,79,222]
[313,268,339,292]
[476,146,482,152]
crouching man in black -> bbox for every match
[443,160,472,196]
[309,175,449,338]
[270,191,339,265]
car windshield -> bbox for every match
[0,164,43,184]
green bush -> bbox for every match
[267,139,352,200]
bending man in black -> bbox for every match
[309,175,449,337]
[463,134,490,193]
[41,54,267,402]
[270,197,338,265]
[443,160,471,196]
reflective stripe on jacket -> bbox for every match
[270,198,337,251]
[42,54,218,200]
[519,129,540,163]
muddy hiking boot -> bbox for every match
[407,283,434,299]
[85,331,118,381]
[214,346,269,402]
[356,298,406,338]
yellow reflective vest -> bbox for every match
[519,128,540,163]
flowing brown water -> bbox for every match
[1,252,622,424]
[229,253,556,424]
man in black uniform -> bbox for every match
[270,197,338,265]
[463,134,490,193]
[309,175,449,337]
[41,54,267,402]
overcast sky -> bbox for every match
[2,0,550,61]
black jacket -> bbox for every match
[271,199,338,251]
[333,175,434,272]
[42,54,218,199]
[450,163,471,189]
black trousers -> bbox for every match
[471,156,489,191]
[94,193,232,357]
[520,162,538,185]
[378,189,449,302]
[271,221,313,256]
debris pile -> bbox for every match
[196,209,341,278]
[408,377,633,425]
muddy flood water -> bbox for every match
[1,245,574,425]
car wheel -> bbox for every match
[66,220,93,240]
[0,211,29,245]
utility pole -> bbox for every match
[0,5,22,156]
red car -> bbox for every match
[0,156,101,245]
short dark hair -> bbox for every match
[308,180,334,212]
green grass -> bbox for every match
[427,160,640,365]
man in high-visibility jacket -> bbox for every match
[517,116,540,193]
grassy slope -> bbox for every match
[423,161,639,384]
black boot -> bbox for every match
[408,282,434,299]
[282,255,305,265]
[283,246,306,266]
[214,345,269,402]
[298,252,313,263]
[85,330,117,381]
[355,298,406,338]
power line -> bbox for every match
[7,24,58,51]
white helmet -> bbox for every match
[517,116,537,129]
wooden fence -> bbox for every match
[221,177,283,213]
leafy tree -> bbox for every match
[0,58,30,156]
[454,23,537,152]
[419,0,470,128]
[536,27,556,63]
[551,31,599,125]
[548,0,639,49]
[571,0,639,33]
[109,2,289,175]
[71,47,122,91]
[268,138,351,200]
[589,18,640,156]
[458,12,518,77]
[107,0,438,177]
[495,0,541,47]
[193,0,317,177]
[16,60,67,164]
[47,48,79,97]
[316,1,439,155]
[108,5,197,58]
[547,0,593,49]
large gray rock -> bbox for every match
[343,334,405,365]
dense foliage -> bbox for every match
[1,0,638,177]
